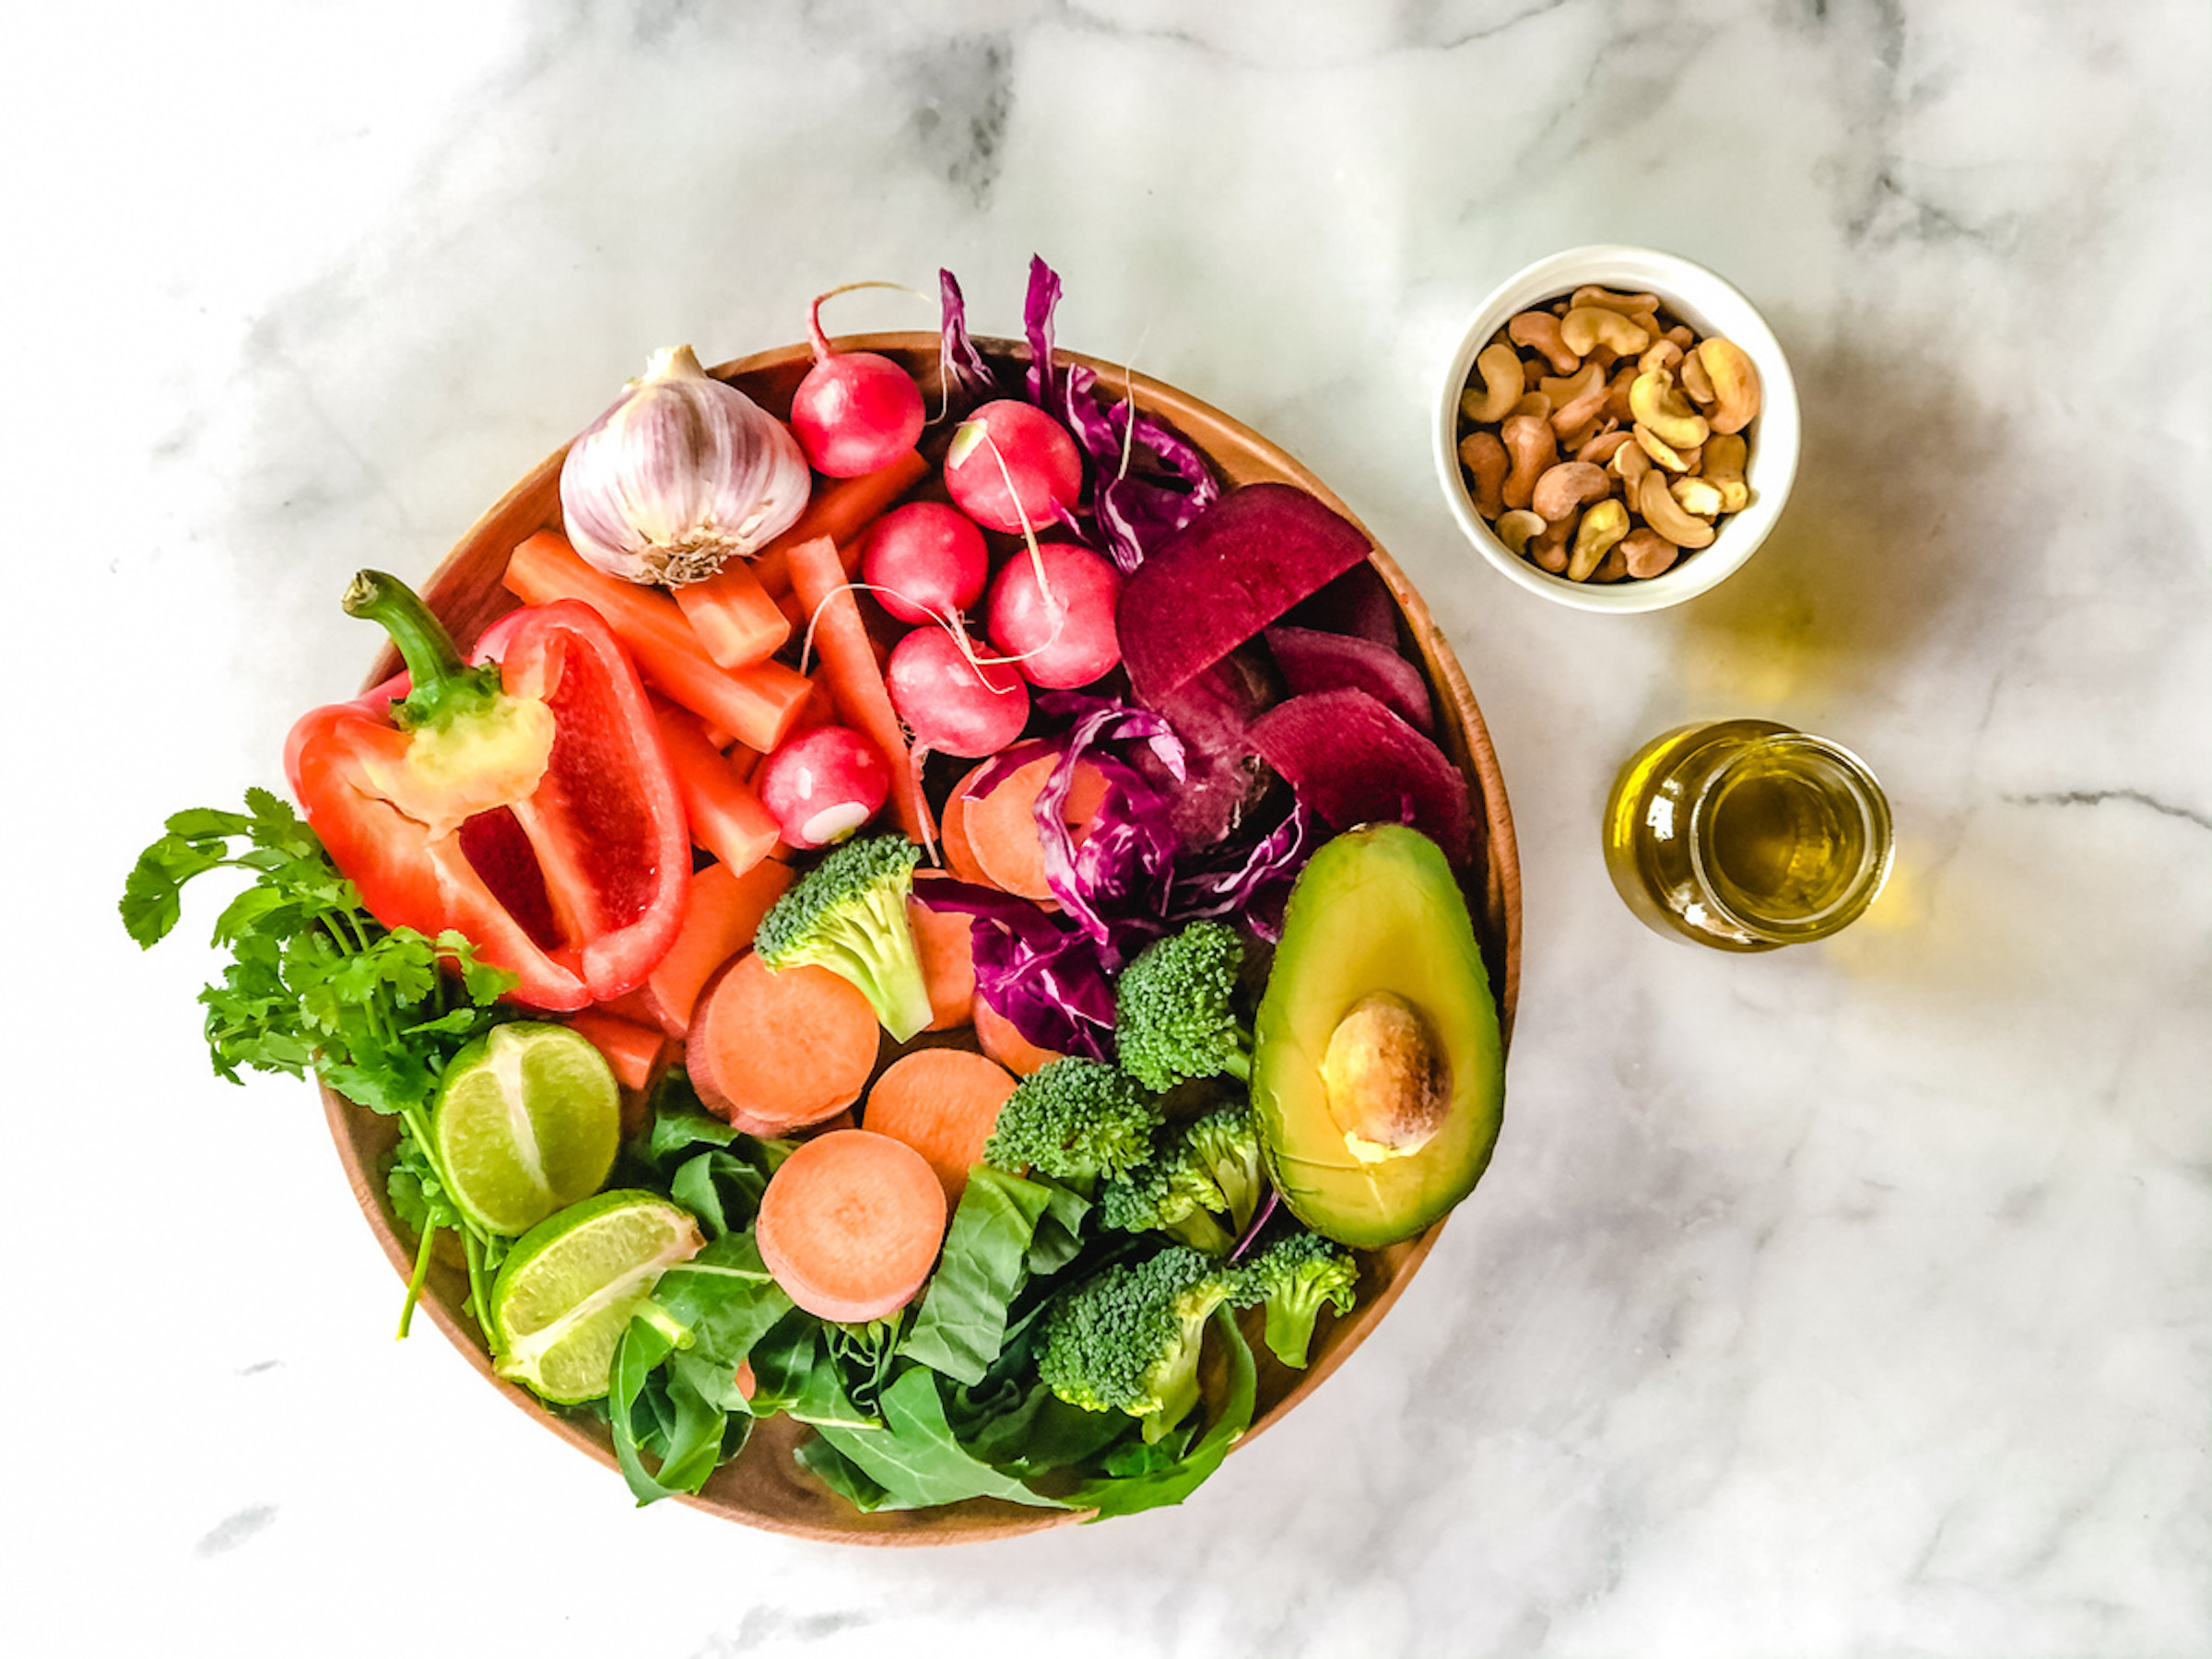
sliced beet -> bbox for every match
[1279,560,1399,647]
[1245,688,1471,862]
[1130,646,1280,846]
[1118,482,1372,708]
[1265,624,1434,735]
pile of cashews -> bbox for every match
[1455,287,1762,583]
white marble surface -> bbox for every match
[8,2,2207,1654]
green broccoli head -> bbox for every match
[1097,1102,1265,1256]
[1038,1244,1241,1441]
[753,833,933,1041]
[1231,1222,1359,1370]
[982,1057,1161,1193]
[1112,921,1251,1093]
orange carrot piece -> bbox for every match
[937,763,994,886]
[785,534,933,844]
[725,743,762,784]
[687,953,879,1135]
[773,585,807,632]
[972,994,1062,1078]
[671,555,792,670]
[641,857,794,1039]
[750,451,931,597]
[755,1129,947,1322]
[504,532,813,752]
[860,1049,1017,1204]
[594,986,660,1027]
[966,756,1112,900]
[909,881,977,1032]
[652,700,781,876]
[565,1007,670,1095]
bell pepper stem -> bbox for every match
[344,570,505,729]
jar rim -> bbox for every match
[1684,733,1895,944]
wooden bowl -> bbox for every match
[322,335,1522,1543]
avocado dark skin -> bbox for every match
[1249,823,1504,1249]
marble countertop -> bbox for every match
[8,3,2206,1654]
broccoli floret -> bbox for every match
[1231,1222,1359,1370]
[753,833,933,1041]
[1098,1102,1265,1256]
[1039,1245,1240,1441]
[982,1057,1161,1194]
[1112,921,1251,1092]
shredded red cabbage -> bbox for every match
[912,879,1118,1060]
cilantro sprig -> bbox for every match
[123,788,521,1335]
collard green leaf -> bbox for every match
[902,1167,1056,1385]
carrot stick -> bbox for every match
[755,1129,947,1322]
[641,857,794,1039]
[972,994,1062,1078]
[652,700,781,876]
[785,534,933,844]
[966,757,1111,900]
[594,986,660,1027]
[749,451,931,597]
[504,532,813,752]
[860,1050,1016,1205]
[687,952,879,1134]
[909,879,977,1031]
[670,554,791,670]
[565,1007,670,1095]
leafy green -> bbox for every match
[814,1368,1069,1512]
[1061,1307,1257,1521]
[901,1167,1058,1385]
[122,792,519,1335]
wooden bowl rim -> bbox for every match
[320,332,1522,1544]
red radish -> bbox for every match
[885,626,1030,757]
[788,288,926,477]
[985,540,1124,688]
[756,724,892,849]
[862,501,989,624]
[942,401,1083,534]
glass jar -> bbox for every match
[1602,719,1894,950]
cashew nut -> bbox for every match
[1527,518,1571,574]
[1508,311,1581,375]
[1696,338,1761,434]
[1701,431,1751,512]
[1456,429,1510,518]
[1633,423,1700,473]
[1545,361,1610,437]
[1603,362,1639,425]
[1531,460,1613,524]
[1507,391,1554,422]
[1620,527,1680,578]
[1561,306,1653,359]
[1638,339,1685,377]
[1576,429,1633,466]
[1629,371,1712,451]
[1555,415,1606,456]
[1591,544,1630,583]
[1679,349,1717,406]
[1665,324,1695,351]
[1571,286,1662,321]
[1567,498,1630,582]
[1493,509,1547,556]
[1498,414,1558,512]
[1460,342,1526,425]
[1612,437,1653,494]
[1637,470,1717,548]
[1671,476,1724,518]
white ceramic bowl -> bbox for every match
[1434,245,1800,614]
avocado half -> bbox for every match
[1250,822,1504,1248]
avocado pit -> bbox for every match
[1321,991,1450,1164]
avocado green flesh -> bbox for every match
[1251,824,1504,1249]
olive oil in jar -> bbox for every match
[1603,719,1894,950]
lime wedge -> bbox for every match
[431,1022,620,1237]
[490,1190,703,1404]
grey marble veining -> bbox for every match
[6,3,2206,1656]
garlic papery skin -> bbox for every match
[559,345,812,586]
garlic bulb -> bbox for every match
[559,345,812,586]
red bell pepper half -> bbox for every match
[285,571,690,1012]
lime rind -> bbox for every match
[490,1190,703,1404]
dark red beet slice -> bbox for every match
[1265,624,1434,735]
[1280,560,1399,647]
[1245,688,1471,862]
[1118,483,1372,707]
[1130,646,1279,846]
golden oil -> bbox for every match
[1603,719,1893,950]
